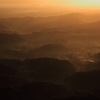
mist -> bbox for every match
[0,0,100,100]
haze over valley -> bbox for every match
[1,0,100,100]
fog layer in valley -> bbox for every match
[0,8,100,100]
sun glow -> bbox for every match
[47,0,100,8]
[0,0,100,9]
[69,0,100,7]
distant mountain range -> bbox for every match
[0,13,100,34]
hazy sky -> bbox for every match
[0,0,100,10]
[0,0,100,7]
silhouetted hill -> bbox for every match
[0,33,25,47]
[1,13,100,34]
[0,44,67,59]
[0,64,16,76]
[0,75,26,88]
[92,52,100,62]
[0,81,70,100]
[24,58,75,82]
[38,44,67,52]
[74,21,100,34]
[0,58,100,99]
[0,58,76,83]
[85,61,100,71]
[0,24,10,31]
[53,93,100,100]
[0,13,86,34]
[65,70,100,92]
[28,44,68,58]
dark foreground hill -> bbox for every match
[0,81,71,100]
[0,58,100,99]
[0,58,76,83]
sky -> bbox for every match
[0,0,100,9]
[0,0,100,7]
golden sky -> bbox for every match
[0,0,100,8]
